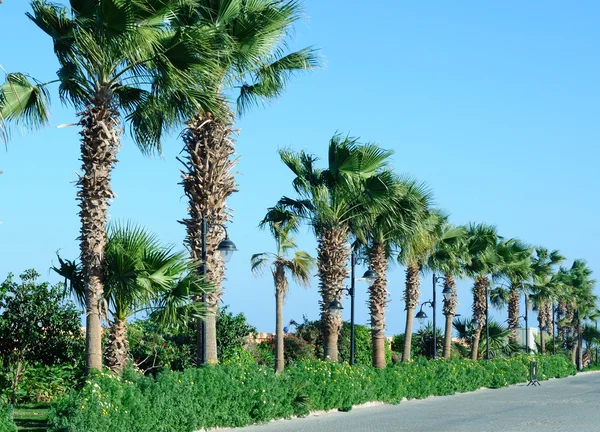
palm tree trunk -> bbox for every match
[402,263,420,362]
[507,288,519,344]
[79,103,121,372]
[105,319,128,373]
[274,265,287,373]
[318,226,350,362]
[180,113,237,364]
[442,273,457,359]
[538,302,547,354]
[470,275,488,360]
[369,242,388,368]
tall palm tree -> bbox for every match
[162,0,321,364]
[251,218,315,372]
[398,210,448,362]
[528,248,564,353]
[426,223,468,359]
[463,223,500,360]
[1,0,220,371]
[567,259,597,369]
[353,177,432,367]
[54,223,209,373]
[493,239,532,345]
[264,135,396,361]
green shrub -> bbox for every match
[0,406,17,432]
[48,354,575,432]
[0,363,82,405]
[295,320,392,365]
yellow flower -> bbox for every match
[81,405,85,410]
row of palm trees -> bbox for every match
[1,0,320,372]
[259,135,597,369]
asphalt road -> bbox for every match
[220,372,600,432]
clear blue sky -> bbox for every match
[1,1,599,335]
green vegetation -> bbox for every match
[13,406,48,432]
[0,406,16,432]
[47,355,575,432]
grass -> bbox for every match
[13,406,49,432]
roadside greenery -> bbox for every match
[48,355,575,432]
[0,406,16,432]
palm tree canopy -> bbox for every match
[463,222,500,278]
[1,0,223,150]
[252,218,315,297]
[397,209,452,269]
[352,176,433,260]
[262,134,397,234]
[54,222,211,328]
[425,222,468,277]
[166,0,321,114]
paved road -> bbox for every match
[221,372,600,432]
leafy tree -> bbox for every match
[216,307,257,362]
[54,223,210,373]
[0,270,83,403]
[252,218,315,372]
[0,0,221,371]
[264,136,396,361]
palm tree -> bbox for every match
[1,0,220,371]
[54,223,209,373]
[453,317,520,359]
[353,178,432,367]
[164,0,321,364]
[251,218,315,372]
[427,223,468,359]
[528,248,564,353]
[397,210,448,362]
[494,239,532,345]
[567,260,597,369]
[463,223,500,360]
[264,135,396,361]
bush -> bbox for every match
[0,406,16,432]
[295,319,391,365]
[0,363,83,404]
[48,355,575,432]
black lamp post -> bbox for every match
[552,303,556,355]
[524,295,530,354]
[327,250,376,366]
[199,216,237,365]
[415,273,453,360]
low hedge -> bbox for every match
[0,406,17,432]
[48,355,575,432]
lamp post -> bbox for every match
[327,250,376,366]
[486,281,490,360]
[199,216,237,365]
[415,273,453,360]
[524,295,530,354]
[552,303,556,355]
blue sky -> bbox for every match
[1,1,599,335]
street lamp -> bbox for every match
[326,250,377,366]
[420,272,454,360]
[199,216,237,365]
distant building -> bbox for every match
[515,327,539,353]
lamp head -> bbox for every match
[442,285,453,301]
[415,309,428,326]
[217,236,237,263]
[362,269,377,285]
